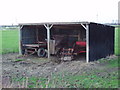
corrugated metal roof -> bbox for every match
[19,22,90,25]
[19,22,114,28]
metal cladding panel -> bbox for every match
[89,23,115,61]
[21,26,36,44]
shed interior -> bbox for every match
[21,24,86,61]
[20,22,115,62]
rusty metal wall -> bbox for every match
[89,23,115,61]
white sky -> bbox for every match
[0,0,119,25]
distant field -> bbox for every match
[114,26,120,55]
[0,29,19,54]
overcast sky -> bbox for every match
[0,0,119,25]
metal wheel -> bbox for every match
[37,48,46,57]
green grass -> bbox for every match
[14,59,25,62]
[115,26,120,55]
[12,70,118,88]
[0,29,19,54]
[98,58,119,68]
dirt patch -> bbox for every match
[2,53,86,77]
[2,53,118,87]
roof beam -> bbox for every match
[81,23,87,30]
[19,25,23,30]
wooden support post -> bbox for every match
[86,24,89,63]
[81,24,89,63]
[19,25,23,55]
[44,24,53,59]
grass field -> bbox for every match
[115,26,120,55]
[0,29,19,54]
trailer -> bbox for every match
[23,41,47,57]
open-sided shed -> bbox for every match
[19,22,115,63]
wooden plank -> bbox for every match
[23,44,39,47]
[53,35,78,37]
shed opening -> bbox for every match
[20,24,87,61]
[19,22,115,62]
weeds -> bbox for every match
[6,69,118,88]
[14,59,25,62]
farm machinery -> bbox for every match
[23,37,86,61]
[59,41,86,60]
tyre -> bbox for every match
[37,48,46,57]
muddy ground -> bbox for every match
[1,53,118,88]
